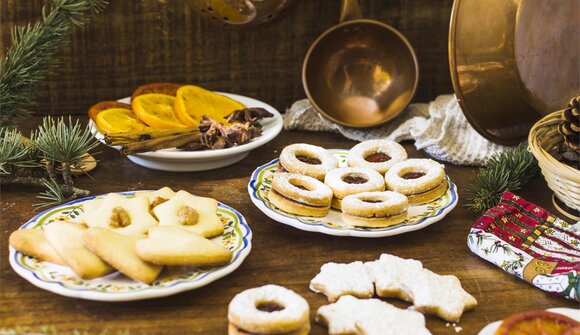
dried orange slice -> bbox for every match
[131,82,181,101]
[495,311,579,335]
[132,93,187,129]
[89,101,149,134]
[174,85,245,126]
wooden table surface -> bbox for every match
[1,118,577,334]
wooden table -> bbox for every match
[1,119,576,334]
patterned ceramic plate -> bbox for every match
[248,150,458,238]
[9,191,252,301]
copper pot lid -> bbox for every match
[449,0,579,145]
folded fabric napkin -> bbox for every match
[467,192,580,301]
[284,95,507,166]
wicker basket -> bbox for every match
[528,111,580,220]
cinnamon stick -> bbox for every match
[120,132,202,156]
[106,127,198,145]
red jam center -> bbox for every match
[362,199,383,203]
[342,175,368,184]
[256,302,285,313]
[365,152,391,163]
[402,172,425,179]
[296,155,322,165]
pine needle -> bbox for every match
[465,142,540,214]
[31,116,100,164]
[0,0,108,126]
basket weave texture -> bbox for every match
[528,111,580,212]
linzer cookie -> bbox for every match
[267,172,333,217]
[310,261,374,302]
[278,143,338,180]
[468,192,580,302]
[324,167,385,209]
[340,191,408,228]
[385,158,447,205]
[347,139,408,174]
[228,284,310,335]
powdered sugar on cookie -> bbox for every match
[365,253,423,301]
[408,269,478,322]
[311,253,477,322]
[310,261,374,302]
[317,295,430,335]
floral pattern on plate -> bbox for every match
[248,150,458,238]
[9,191,252,301]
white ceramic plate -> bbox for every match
[248,150,458,238]
[477,308,580,335]
[89,92,283,172]
[9,191,252,302]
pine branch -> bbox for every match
[465,142,540,214]
[0,128,41,174]
[31,116,100,165]
[1,117,96,209]
[0,0,108,126]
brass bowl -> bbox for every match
[186,0,296,27]
[302,0,419,128]
[449,0,579,145]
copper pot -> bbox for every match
[302,0,419,128]
[186,0,296,27]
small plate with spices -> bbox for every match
[89,91,283,172]
[248,150,458,238]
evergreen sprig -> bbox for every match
[32,116,100,165]
[0,0,108,126]
[1,117,99,209]
[465,142,540,214]
[0,127,40,174]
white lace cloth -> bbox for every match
[283,95,507,166]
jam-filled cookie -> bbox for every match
[267,173,333,217]
[384,159,447,205]
[341,191,409,227]
[228,284,310,335]
[347,139,407,174]
[279,143,338,180]
[324,167,385,209]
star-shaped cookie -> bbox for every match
[310,261,374,302]
[317,295,430,335]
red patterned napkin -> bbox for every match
[467,192,579,301]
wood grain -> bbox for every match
[1,0,454,117]
[0,117,576,334]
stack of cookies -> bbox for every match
[9,188,232,284]
[267,140,448,228]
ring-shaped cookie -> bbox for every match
[324,167,385,209]
[341,191,409,227]
[268,173,333,217]
[228,285,310,335]
[347,140,408,174]
[385,159,445,194]
[279,143,338,180]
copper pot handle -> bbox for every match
[339,0,363,22]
